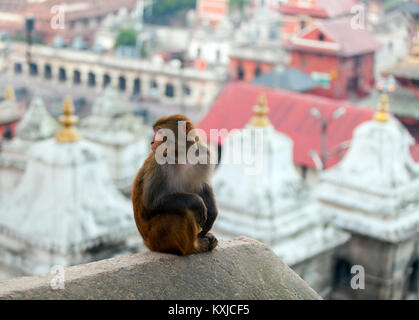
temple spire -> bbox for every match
[55,96,82,143]
[249,92,271,127]
[374,91,390,123]
[4,86,16,102]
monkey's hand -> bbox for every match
[194,196,207,228]
[149,193,207,227]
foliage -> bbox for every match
[115,28,137,48]
[229,0,250,10]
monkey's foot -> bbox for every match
[201,232,218,251]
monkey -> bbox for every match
[132,114,218,256]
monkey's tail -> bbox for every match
[144,210,200,256]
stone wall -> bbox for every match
[0,237,322,300]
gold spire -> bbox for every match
[412,43,419,57]
[4,86,16,102]
[374,91,390,123]
[249,93,271,127]
[55,96,82,143]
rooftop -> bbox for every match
[198,82,375,169]
[288,17,380,57]
[278,0,359,18]
[252,66,319,92]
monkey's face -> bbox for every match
[151,126,165,153]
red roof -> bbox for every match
[288,17,380,57]
[279,0,359,18]
[198,82,377,169]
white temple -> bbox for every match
[0,86,20,127]
[0,97,138,280]
[80,88,152,195]
[316,93,419,299]
[317,93,419,243]
[0,96,58,196]
[212,94,349,296]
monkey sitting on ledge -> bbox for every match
[132,114,218,255]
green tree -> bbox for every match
[115,28,137,48]
[229,0,249,10]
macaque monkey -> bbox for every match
[132,114,218,255]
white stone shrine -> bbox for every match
[316,93,419,299]
[0,96,58,196]
[0,97,139,280]
[212,94,349,297]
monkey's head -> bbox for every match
[151,114,196,154]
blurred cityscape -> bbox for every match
[0,0,418,300]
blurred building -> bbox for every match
[0,0,139,46]
[278,0,359,42]
[80,87,152,196]
[0,97,138,280]
[7,43,225,111]
[196,0,228,26]
[228,42,286,81]
[361,43,419,142]
[0,95,58,197]
[212,94,349,297]
[285,17,380,99]
[317,94,419,299]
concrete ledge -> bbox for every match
[0,237,322,300]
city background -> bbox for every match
[0,0,418,300]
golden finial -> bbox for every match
[55,96,82,143]
[249,93,271,127]
[374,91,390,122]
[4,86,16,102]
[412,43,419,57]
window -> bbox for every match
[88,72,96,87]
[318,33,325,41]
[14,63,22,74]
[311,72,331,89]
[183,85,191,96]
[29,63,38,76]
[73,70,81,85]
[165,83,175,98]
[333,258,352,289]
[133,78,141,95]
[103,74,111,88]
[119,76,126,92]
[237,64,245,80]
[59,67,66,82]
[254,65,262,77]
[44,65,52,80]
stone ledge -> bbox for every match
[0,237,322,300]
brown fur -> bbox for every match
[132,114,218,255]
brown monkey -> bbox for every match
[132,114,218,255]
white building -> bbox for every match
[317,94,419,299]
[80,88,153,195]
[373,10,411,78]
[212,94,349,297]
[0,95,56,197]
[0,97,138,280]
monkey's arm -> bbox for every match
[197,183,218,237]
[146,193,207,226]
